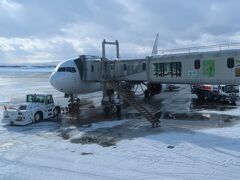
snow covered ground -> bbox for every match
[0,68,240,180]
[0,111,240,180]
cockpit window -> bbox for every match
[57,67,66,72]
[57,67,76,73]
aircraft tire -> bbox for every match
[103,106,110,116]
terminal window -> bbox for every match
[227,57,234,68]
[153,62,182,78]
[194,59,200,69]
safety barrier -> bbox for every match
[159,43,240,55]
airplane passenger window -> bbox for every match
[227,57,234,68]
[195,60,200,69]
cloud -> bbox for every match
[0,0,23,20]
[0,0,22,12]
[0,0,240,65]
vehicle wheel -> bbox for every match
[231,102,237,106]
[219,97,224,103]
[116,105,121,118]
[111,105,117,113]
[144,90,150,98]
[103,106,110,117]
[213,96,218,101]
[53,107,60,117]
[34,112,42,123]
[197,94,204,100]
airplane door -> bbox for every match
[74,57,86,80]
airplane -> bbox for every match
[50,34,161,101]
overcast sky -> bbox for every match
[0,0,240,65]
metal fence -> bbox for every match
[158,43,240,55]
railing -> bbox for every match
[158,43,240,55]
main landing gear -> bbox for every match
[101,90,122,118]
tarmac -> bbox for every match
[56,85,240,146]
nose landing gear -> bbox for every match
[67,94,80,113]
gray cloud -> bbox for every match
[0,0,240,65]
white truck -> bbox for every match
[191,84,240,103]
[2,94,61,125]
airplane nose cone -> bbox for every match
[50,72,77,93]
[50,72,60,90]
[50,72,67,92]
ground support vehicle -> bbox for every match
[2,94,61,125]
[191,85,239,103]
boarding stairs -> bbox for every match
[108,81,160,127]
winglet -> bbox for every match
[151,33,159,55]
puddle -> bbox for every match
[190,98,238,111]
[71,135,116,147]
[59,132,70,140]
[167,145,175,149]
[167,112,211,121]
[81,152,93,155]
[56,111,240,147]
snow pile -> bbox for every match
[0,114,240,180]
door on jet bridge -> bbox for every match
[109,62,115,80]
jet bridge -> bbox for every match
[82,43,240,85]
[79,40,240,127]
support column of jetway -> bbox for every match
[101,39,119,97]
[101,39,122,117]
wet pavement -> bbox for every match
[59,85,240,125]
[56,85,240,146]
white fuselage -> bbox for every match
[50,59,101,94]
